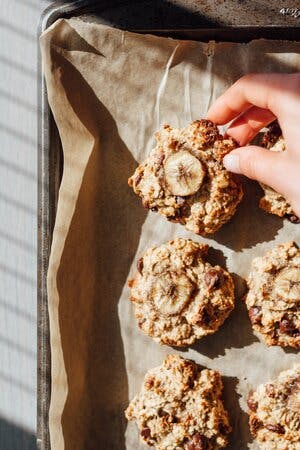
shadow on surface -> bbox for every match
[54,47,147,450]
[191,272,259,358]
[222,376,252,450]
[214,178,283,252]
[0,416,35,450]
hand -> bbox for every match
[207,73,300,217]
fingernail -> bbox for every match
[223,153,241,173]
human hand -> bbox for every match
[207,73,300,217]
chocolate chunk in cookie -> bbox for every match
[125,354,231,450]
[247,365,300,450]
[129,238,234,347]
[128,120,243,236]
[245,242,300,348]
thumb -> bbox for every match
[223,145,286,193]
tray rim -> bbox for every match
[37,2,300,449]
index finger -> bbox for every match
[206,73,299,125]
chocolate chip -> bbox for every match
[265,383,275,398]
[156,153,165,166]
[247,396,258,412]
[287,214,300,224]
[248,306,262,325]
[157,408,169,418]
[185,432,208,450]
[169,140,178,150]
[134,172,143,187]
[249,417,263,436]
[265,424,285,434]
[140,427,151,439]
[218,422,230,434]
[137,257,144,274]
[150,206,158,212]
[201,308,211,325]
[279,315,296,334]
[204,269,224,290]
[166,214,180,222]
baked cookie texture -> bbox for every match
[129,238,234,347]
[128,120,243,236]
[245,242,300,348]
[259,121,299,223]
[125,354,231,450]
[248,365,300,450]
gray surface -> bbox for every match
[1,0,299,449]
[0,1,48,449]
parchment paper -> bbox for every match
[40,18,300,450]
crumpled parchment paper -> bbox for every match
[40,18,300,450]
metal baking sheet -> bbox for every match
[37,1,300,449]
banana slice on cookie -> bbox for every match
[246,242,300,348]
[274,267,300,301]
[128,120,243,236]
[129,238,234,347]
[152,272,194,316]
[164,150,205,196]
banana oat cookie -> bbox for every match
[247,365,300,450]
[245,242,300,348]
[259,121,299,223]
[128,120,243,236]
[128,238,234,347]
[125,354,231,450]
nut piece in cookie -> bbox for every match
[259,121,299,223]
[128,120,243,236]
[247,365,300,450]
[125,354,231,450]
[128,238,234,347]
[245,242,300,348]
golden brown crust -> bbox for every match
[245,242,300,348]
[125,354,231,450]
[248,365,300,450]
[128,120,243,236]
[129,238,235,347]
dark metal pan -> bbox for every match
[37,1,300,448]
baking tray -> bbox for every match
[37,1,300,449]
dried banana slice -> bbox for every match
[164,150,205,196]
[128,238,234,347]
[128,120,243,236]
[245,242,300,348]
[274,267,300,301]
[152,272,194,316]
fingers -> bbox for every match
[207,73,299,125]
[226,106,276,145]
[223,145,287,193]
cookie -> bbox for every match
[259,121,299,223]
[245,242,300,348]
[128,238,234,347]
[125,354,231,450]
[128,120,243,236]
[248,365,300,450]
